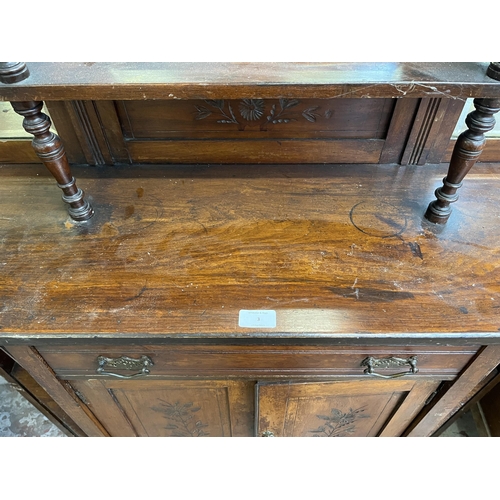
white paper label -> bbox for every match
[238,310,276,328]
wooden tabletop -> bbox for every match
[0,62,499,101]
[0,163,499,345]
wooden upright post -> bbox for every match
[425,62,500,224]
[0,62,94,221]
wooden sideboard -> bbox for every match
[1,63,500,437]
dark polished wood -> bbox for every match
[36,344,479,380]
[115,97,394,165]
[1,163,500,343]
[425,98,500,223]
[1,163,500,436]
[400,98,465,166]
[2,63,500,222]
[425,62,500,224]
[1,62,500,437]
[487,62,500,81]
[0,62,499,101]
[9,101,94,220]
[1,62,93,218]
[0,62,30,84]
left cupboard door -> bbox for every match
[70,378,255,437]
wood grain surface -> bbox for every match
[0,163,500,343]
[0,62,499,101]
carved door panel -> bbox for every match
[70,379,254,437]
[256,379,440,437]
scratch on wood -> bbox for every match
[391,82,466,102]
[328,286,414,302]
[347,244,357,256]
[265,297,310,305]
[408,242,424,259]
[124,285,147,301]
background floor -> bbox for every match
[0,374,66,437]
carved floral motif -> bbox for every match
[309,406,369,437]
[239,99,265,121]
[194,99,238,124]
[193,98,333,130]
[153,400,209,437]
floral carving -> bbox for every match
[302,106,334,122]
[308,406,369,437]
[194,104,212,120]
[194,100,239,124]
[261,98,300,129]
[193,98,333,129]
[153,400,209,437]
[239,99,265,121]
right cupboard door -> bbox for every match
[256,379,441,437]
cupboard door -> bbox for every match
[256,379,440,437]
[70,379,254,437]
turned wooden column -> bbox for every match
[0,62,94,221]
[425,62,500,224]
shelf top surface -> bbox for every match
[1,163,499,344]
[1,62,500,101]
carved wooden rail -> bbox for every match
[1,62,499,224]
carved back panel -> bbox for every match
[114,97,395,164]
[1,96,466,165]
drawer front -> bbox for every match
[37,344,479,380]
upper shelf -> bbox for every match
[1,62,500,101]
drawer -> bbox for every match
[37,344,480,380]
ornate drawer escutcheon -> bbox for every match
[361,356,418,379]
[96,355,154,379]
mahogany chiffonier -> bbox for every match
[0,62,499,437]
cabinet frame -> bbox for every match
[4,343,500,437]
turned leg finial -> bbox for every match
[0,62,94,221]
[486,62,500,81]
[0,62,30,84]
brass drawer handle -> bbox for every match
[361,355,418,379]
[96,355,154,379]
